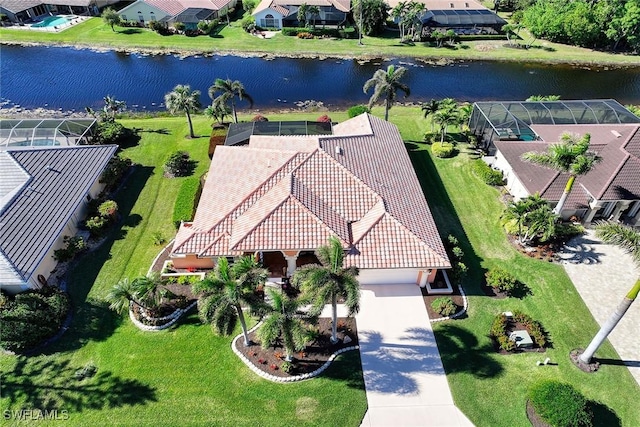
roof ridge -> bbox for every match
[379,213,450,266]
[595,152,631,200]
[197,233,226,257]
[351,199,386,245]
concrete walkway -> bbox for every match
[356,284,474,427]
[559,230,640,386]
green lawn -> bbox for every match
[1,108,639,426]
[0,116,367,427]
[1,17,639,65]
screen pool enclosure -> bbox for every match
[0,118,98,149]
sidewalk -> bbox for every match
[560,230,640,386]
[356,284,474,427]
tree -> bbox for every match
[192,256,267,346]
[292,236,360,343]
[164,84,201,138]
[131,273,163,310]
[522,133,601,215]
[526,95,561,101]
[308,5,320,29]
[257,289,313,361]
[353,0,390,36]
[297,3,309,27]
[502,23,523,46]
[208,78,254,124]
[431,30,447,48]
[432,102,458,143]
[102,95,126,121]
[578,222,640,364]
[102,7,121,32]
[204,101,231,125]
[363,65,410,121]
[421,99,440,133]
[391,2,408,40]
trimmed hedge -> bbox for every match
[471,159,504,185]
[485,268,518,294]
[173,176,202,228]
[528,380,592,427]
[432,142,456,158]
[347,105,370,118]
[0,286,71,352]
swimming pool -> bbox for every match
[32,16,69,28]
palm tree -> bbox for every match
[421,99,440,133]
[204,100,231,125]
[363,65,410,121]
[105,278,144,314]
[257,289,312,361]
[502,194,557,245]
[192,256,267,346]
[578,222,640,364]
[307,5,320,29]
[292,236,360,343]
[522,133,601,215]
[433,107,458,143]
[131,272,163,311]
[102,95,126,121]
[164,84,201,138]
[297,3,309,27]
[208,78,254,124]
[391,2,407,40]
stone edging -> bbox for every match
[231,322,359,383]
[129,301,197,331]
[429,283,468,323]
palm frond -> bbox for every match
[595,221,640,266]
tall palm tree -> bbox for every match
[433,107,458,143]
[307,5,320,28]
[363,65,410,121]
[292,236,360,343]
[257,289,312,361]
[421,99,440,133]
[297,3,309,27]
[391,1,408,40]
[192,256,267,346]
[579,222,640,364]
[522,133,601,215]
[102,95,126,121]
[164,84,201,138]
[208,78,254,124]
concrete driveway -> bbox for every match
[559,230,640,386]
[356,284,474,427]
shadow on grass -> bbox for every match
[406,142,487,297]
[138,127,171,135]
[3,357,157,412]
[594,358,640,367]
[39,166,153,354]
[589,400,622,427]
[321,350,366,390]
[435,324,504,379]
[119,28,143,35]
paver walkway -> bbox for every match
[559,230,640,386]
[356,284,474,427]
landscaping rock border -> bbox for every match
[231,322,359,383]
[429,283,468,323]
[129,301,197,331]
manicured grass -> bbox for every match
[0,116,366,426]
[391,107,640,426]
[1,17,639,65]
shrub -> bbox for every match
[317,114,331,123]
[53,235,86,262]
[173,22,185,33]
[554,222,585,241]
[85,216,108,237]
[497,335,516,351]
[490,313,508,338]
[297,32,314,39]
[99,155,131,190]
[471,160,505,186]
[431,297,457,316]
[251,114,268,122]
[512,310,548,347]
[98,200,118,220]
[347,105,370,118]
[281,27,303,36]
[241,15,255,32]
[95,120,126,145]
[172,176,202,228]
[164,151,194,178]
[243,0,258,12]
[485,268,518,294]
[281,360,294,373]
[0,287,70,352]
[451,246,464,260]
[431,142,456,158]
[528,380,592,427]
[151,231,166,246]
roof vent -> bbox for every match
[611,130,622,138]
[465,2,469,6]
[450,2,454,7]
[335,145,343,155]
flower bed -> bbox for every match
[490,311,550,353]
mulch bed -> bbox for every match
[235,317,358,378]
[507,235,560,263]
[526,400,551,427]
[481,283,508,299]
[421,286,465,319]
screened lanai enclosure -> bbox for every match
[0,118,97,148]
[224,121,334,146]
[469,100,640,154]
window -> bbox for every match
[265,14,275,28]
[122,14,127,20]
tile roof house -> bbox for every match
[470,100,640,226]
[171,113,451,286]
[117,0,237,27]
[252,0,349,29]
[0,144,117,294]
[0,0,117,23]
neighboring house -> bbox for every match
[117,0,237,27]
[171,113,451,286]
[252,0,349,29]
[469,100,640,225]
[0,0,117,23]
[386,0,506,35]
[0,144,117,294]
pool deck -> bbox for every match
[6,15,89,32]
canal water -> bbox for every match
[1,45,640,112]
